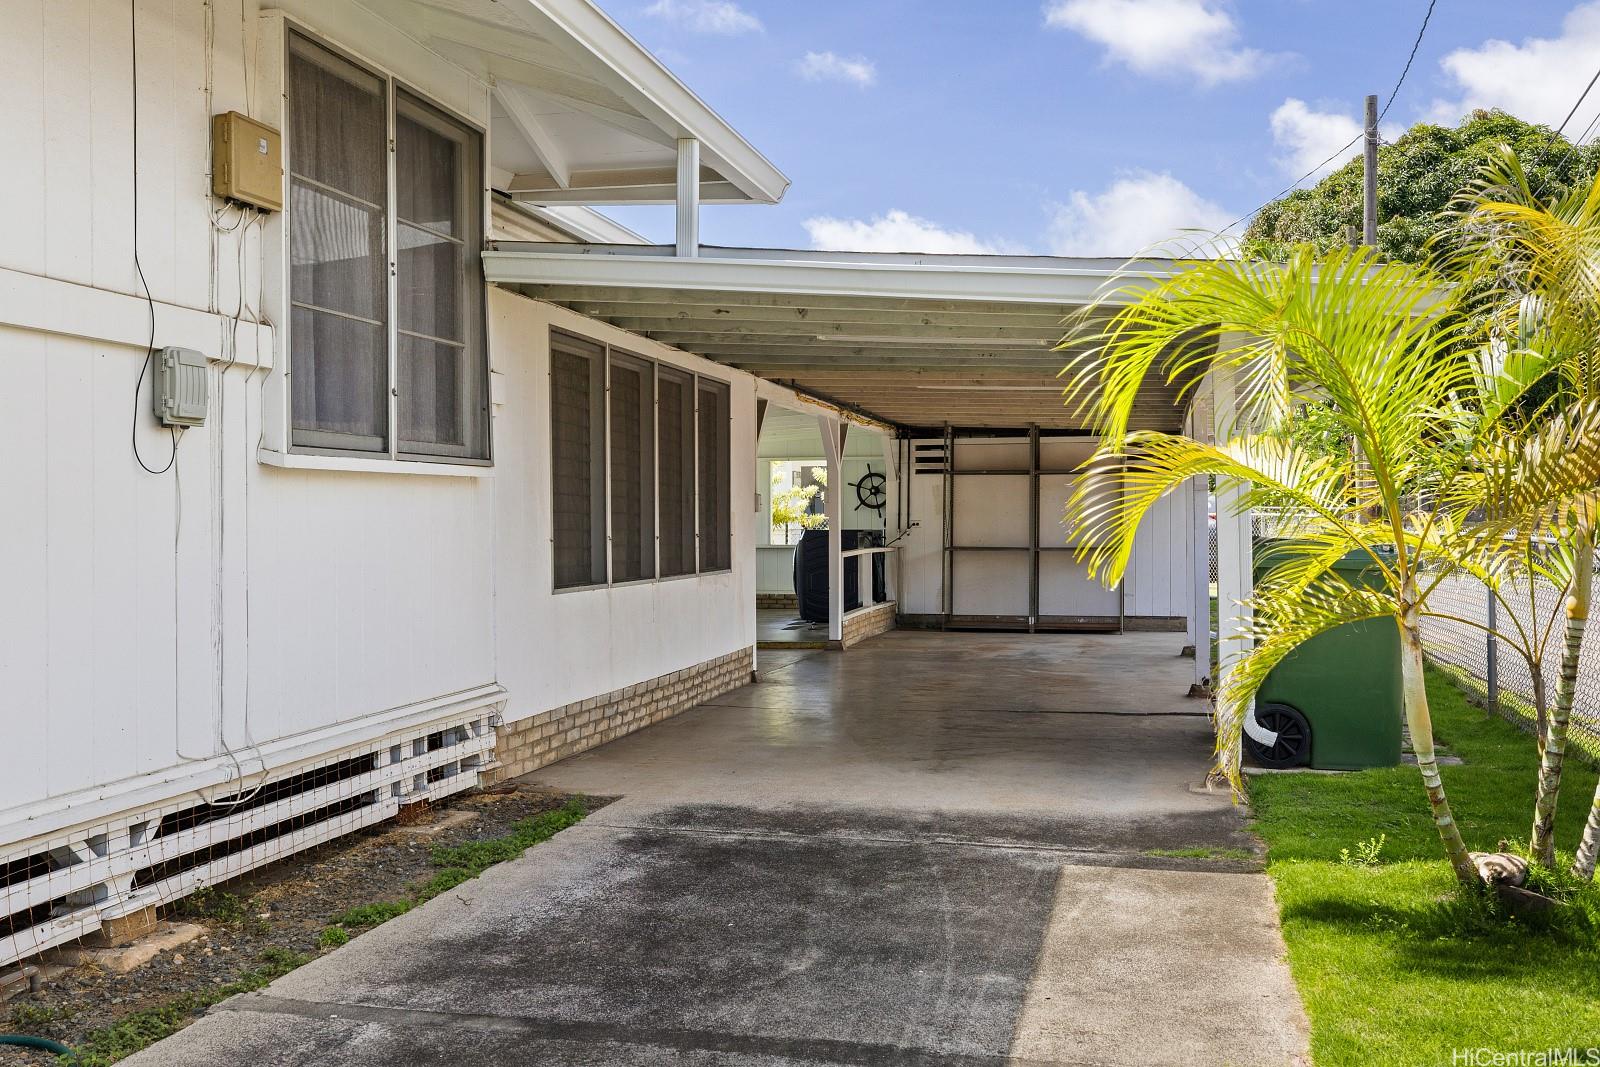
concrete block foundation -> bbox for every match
[486,647,755,782]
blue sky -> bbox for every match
[600,0,1600,255]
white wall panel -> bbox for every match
[952,553,1029,616]
[488,290,757,723]
[0,0,47,276]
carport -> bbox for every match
[484,241,1255,701]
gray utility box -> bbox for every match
[154,346,208,427]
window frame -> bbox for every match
[549,327,735,593]
[282,26,492,467]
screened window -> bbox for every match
[550,329,732,589]
[286,31,488,461]
[551,334,607,589]
[657,366,696,578]
[697,378,732,572]
[609,351,656,582]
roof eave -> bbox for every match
[483,246,1170,306]
[521,0,790,204]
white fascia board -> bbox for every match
[524,205,648,244]
[513,0,789,204]
[481,249,1163,306]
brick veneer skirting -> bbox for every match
[483,647,755,782]
[756,592,797,609]
[837,602,897,649]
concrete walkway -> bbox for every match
[129,631,1309,1066]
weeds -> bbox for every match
[175,888,248,925]
[325,797,589,937]
[51,796,589,1065]
[328,899,414,929]
[316,926,350,949]
[1338,834,1386,867]
[61,950,308,1066]
[8,1001,68,1032]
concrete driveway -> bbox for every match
[129,631,1309,1066]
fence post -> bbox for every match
[1486,581,1499,717]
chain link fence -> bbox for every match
[1421,562,1600,759]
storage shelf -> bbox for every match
[948,469,1081,476]
[951,545,1087,552]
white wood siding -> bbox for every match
[0,1,760,836]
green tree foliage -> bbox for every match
[771,468,827,537]
[1243,110,1600,264]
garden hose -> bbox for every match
[0,1034,72,1054]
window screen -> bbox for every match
[657,366,696,577]
[697,378,732,572]
[551,333,607,588]
[286,31,489,463]
[396,90,486,459]
[609,351,656,582]
[287,35,389,452]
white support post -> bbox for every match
[675,137,700,258]
[1211,351,1255,780]
[819,414,844,644]
[1185,391,1212,692]
[879,431,900,603]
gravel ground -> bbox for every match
[0,786,606,1065]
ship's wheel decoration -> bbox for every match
[852,466,887,514]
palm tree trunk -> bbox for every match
[1533,531,1593,867]
[1401,618,1480,887]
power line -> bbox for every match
[1554,65,1600,139]
[1377,0,1437,123]
[1223,0,1438,236]
[1535,62,1600,198]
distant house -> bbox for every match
[0,0,1232,967]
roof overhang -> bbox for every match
[373,0,789,206]
[485,244,1201,432]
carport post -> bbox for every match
[819,415,846,644]
[675,137,700,257]
[1184,395,1211,691]
[1210,351,1254,781]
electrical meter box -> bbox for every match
[154,347,208,427]
[211,111,283,212]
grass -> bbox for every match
[1145,845,1256,861]
[52,796,589,1064]
[1249,665,1600,1066]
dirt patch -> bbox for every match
[1,786,609,1065]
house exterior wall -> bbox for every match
[0,1,759,865]
[487,290,758,724]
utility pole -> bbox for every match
[1363,93,1379,247]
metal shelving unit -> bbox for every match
[939,423,1124,634]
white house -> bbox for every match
[0,0,1235,968]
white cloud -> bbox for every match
[1269,99,1364,180]
[802,210,1019,254]
[1428,2,1600,133]
[1046,171,1235,256]
[1042,0,1278,86]
[643,0,761,35]
[797,51,878,88]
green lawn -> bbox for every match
[1248,667,1600,1066]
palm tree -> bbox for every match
[1061,243,1600,888]
[1450,150,1600,872]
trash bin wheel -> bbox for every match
[1245,702,1312,769]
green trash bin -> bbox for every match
[1246,542,1403,770]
